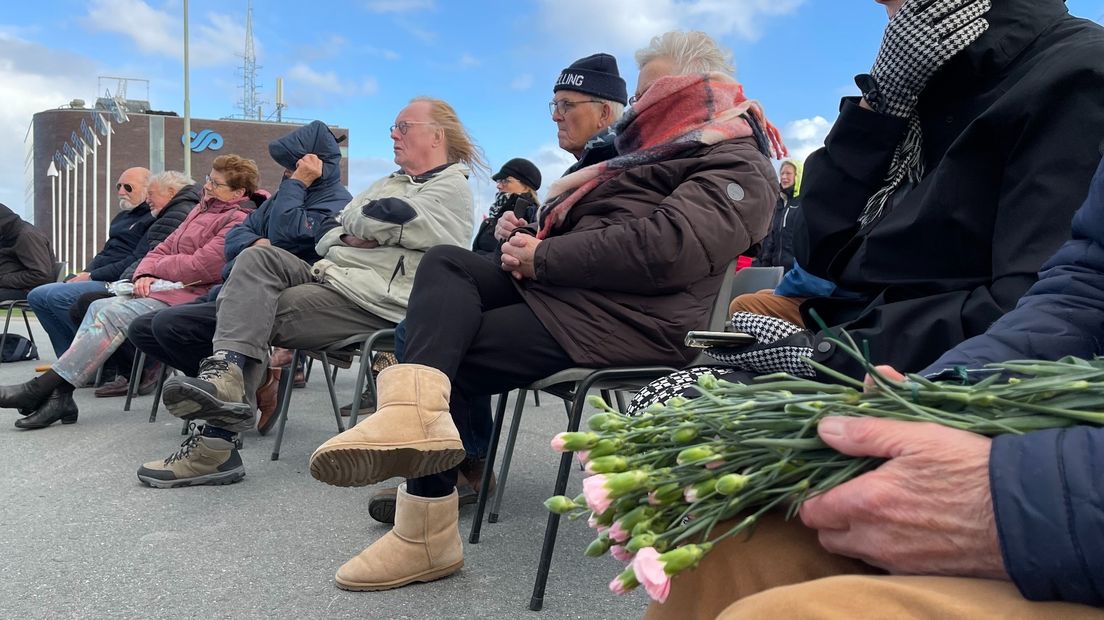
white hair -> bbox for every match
[150,170,194,195]
[635,31,735,76]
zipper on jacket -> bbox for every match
[387,255,406,293]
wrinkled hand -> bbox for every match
[869,0,990,117]
[800,416,1008,579]
[705,312,815,377]
[132,276,154,298]
[500,234,540,280]
[495,211,526,241]
[69,271,91,282]
[291,154,324,185]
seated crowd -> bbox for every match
[3,1,1104,616]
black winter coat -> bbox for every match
[87,203,154,281]
[120,185,200,280]
[0,204,54,290]
[753,188,801,271]
[799,0,1104,378]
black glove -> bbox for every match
[706,312,815,377]
[867,0,990,117]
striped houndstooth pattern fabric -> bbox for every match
[871,0,991,118]
[626,366,720,414]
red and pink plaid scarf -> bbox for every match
[537,72,786,239]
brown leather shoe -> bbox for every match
[256,367,281,435]
[94,376,130,398]
[137,362,163,396]
[293,369,307,389]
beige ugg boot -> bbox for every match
[335,484,464,591]
[310,364,465,487]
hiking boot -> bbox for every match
[367,465,496,525]
[256,367,281,436]
[161,352,253,432]
[309,364,464,487]
[336,485,463,591]
[137,431,245,488]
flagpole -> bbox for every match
[81,141,88,269]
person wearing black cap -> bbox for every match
[472,158,542,256]
[551,52,627,173]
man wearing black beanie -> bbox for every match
[551,52,627,173]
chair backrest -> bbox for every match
[729,266,783,300]
[706,260,740,331]
[53,262,67,283]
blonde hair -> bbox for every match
[411,96,489,177]
[212,154,260,194]
[635,31,735,76]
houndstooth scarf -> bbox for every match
[535,72,787,239]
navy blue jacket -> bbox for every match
[923,155,1104,606]
[87,202,154,281]
[222,120,351,277]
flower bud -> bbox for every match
[553,431,600,451]
[696,373,719,390]
[605,470,650,497]
[715,473,750,495]
[648,482,683,505]
[657,543,710,575]
[609,567,640,595]
[585,535,612,557]
[676,445,715,465]
[585,455,630,474]
[588,412,627,432]
[616,506,656,532]
[625,532,657,553]
[669,424,699,444]
[586,394,613,411]
[683,478,716,503]
[543,495,578,514]
[588,438,623,458]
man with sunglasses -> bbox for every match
[27,167,153,358]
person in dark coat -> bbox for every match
[305,31,783,593]
[752,158,802,271]
[0,204,55,302]
[724,0,1104,381]
[471,158,541,256]
[646,154,1104,620]
[27,167,155,357]
[126,120,351,430]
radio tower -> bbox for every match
[237,0,263,119]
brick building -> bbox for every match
[29,104,349,272]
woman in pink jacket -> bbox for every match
[0,154,261,429]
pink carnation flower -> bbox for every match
[608,521,630,543]
[581,474,613,514]
[609,575,632,595]
[632,547,671,603]
[611,544,635,562]
[550,433,568,452]
[577,450,590,465]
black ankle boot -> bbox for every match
[14,390,78,429]
[0,372,62,413]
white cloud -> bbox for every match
[781,115,830,163]
[526,144,577,201]
[0,35,100,218]
[348,156,396,193]
[537,0,805,55]
[284,63,378,107]
[458,53,480,69]
[84,0,253,67]
[364,0,434,12]
[510,73,534,91]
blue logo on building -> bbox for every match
[182,129,224,152]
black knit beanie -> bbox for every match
[553,53,628,105]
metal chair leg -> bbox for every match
[0,303,16,369]
[469,391,510,544]
[533,391,540,407]
[490,389,527,523]
[148,364,170,423]
[20,308,38,360]
[529,380,590,611]
[124,351,145,412]
[319,353,343,432]
[346,346,372,431]
[271,351,301,461]
[614,391,627,413]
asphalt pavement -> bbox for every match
[0,318,649,619]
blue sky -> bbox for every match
[2,0,1102,220]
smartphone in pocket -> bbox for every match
[685,331,757,349]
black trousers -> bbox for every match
[127,300,217,378]
[404,245,574,497]
[0,288,28,302]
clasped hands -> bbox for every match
[496,211,539,281]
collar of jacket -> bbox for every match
[943,0,1069,82]
[199,194,252,213]
[395,162,457,184]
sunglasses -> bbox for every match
[116,182,134,193]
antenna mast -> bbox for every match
[237,0,263,120]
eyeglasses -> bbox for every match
[390,121,437,135]
[204,174,230,189]
[628,94,640,106]
[116,182,133,193]
[494,176,517,186]
[548,99,604,117]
